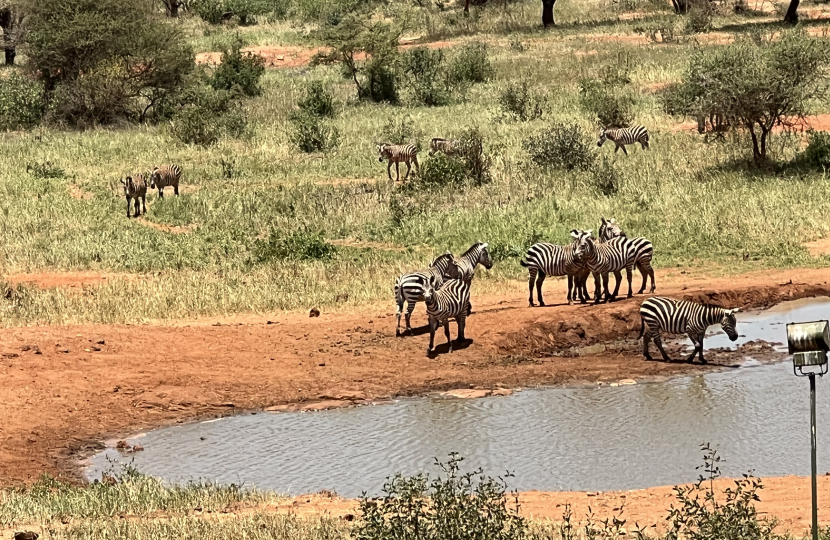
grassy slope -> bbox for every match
[1,0,829,325]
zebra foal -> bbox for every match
[395,252,459,336]
[598,217,656,295]
[150,164,182,197]
[520,231,589,306]
[377,143,419,182]
[120,174,147,218]
[597,126,649,156]
[423,279,471,355]
[428,138,459,157]
[639,296,740,363]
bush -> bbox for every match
[191,0,272,24]
[590,156,621,196]
[190,0,226,23]
[447,42,494,86]
[0,72,44,130]
[354,454,527,540]
[169,87,248,146]
[497,80,545,122]
[289,110,340,153]
[579,79,636,128]
[254,229,336,262]
[26,0,194,126]
[379,116,423,147]
[457,127,491,186]
[26,161,65,179]
[210,37,266,96]
[801,130,830,169]
[416,153,467,187]
[523,123,595,171]
[298,80,336,118]
[685,0,714,33]
[400,46,449,106]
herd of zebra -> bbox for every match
[377,126,651,183]
[396,217,742,362]
[120,164,183,218]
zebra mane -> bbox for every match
[462,242,486,258]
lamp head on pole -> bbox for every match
[787,320,830,377]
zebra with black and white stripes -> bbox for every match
[120,174,147,218]
[520,231,589,306]
[428,138,459,157]
[423,279,471,355]
[395,252,459,337]
[639,296,740,363]
[453,242,493,315]
[598,218,656,295]
[150,164,182,197]
[377,143,419,182]
[597,126,650,155]
[573,229,636,304]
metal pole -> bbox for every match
[810,373,818,540]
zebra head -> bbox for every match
[599,218,625,242]
[428,138,439,157]
[422,282,437,306]
[721,308,741,341]
[597,129,608,147]
[573,229,595,260]
[120,177,130,195]
[477,242,493,270]
[377,144,389,162]
[149,167,160,189]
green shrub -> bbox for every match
[417,153,467,187]
[254,229,336,262]
[190,0,226,23]
[457,127,491,186]
[354,454,527,540]
[579,79,636,128]
[289,110,340,153]
[169,87,248,146]
[210,37,266,96]
[225,0,273,24]
[523,123,595,171]
[400,46,449,106]
[298,80,336,118]
[497,80,545,122]
[685,0,714,33]
[26,161,65,179]
[590,156,621,196]
[379,116,423,147]
[447,42,494,85]
[0,72,44,130]
[802,130,830,169]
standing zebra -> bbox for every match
[120,174,147,218]
[597,126,650,155]
[150,164,182,197]
[453,242,493,315]
[428,138,459,157]
[520,231,589,306]
[639,296,740,363]
[598,218,656,295]
[395,252,459,337]
[573,230,636,304]
[377,143,419,182]
[423,279,471,355]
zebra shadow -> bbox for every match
[427,338,474,357]
[398,324,431,338]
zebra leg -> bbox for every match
[637,262,648,294]
[621,145,629,156]
[413,155,420,174]
[387,161,393,181]
[395,162,401,182]
[141,194,146,216]
[427,318,437,354]
[405,300,417,335]
[567,274,574,305]
[443,321,453,353]
[457,316,466,342]
[642,332,653,360]
[134,198,141,218]
[527,268,537,307]
[158,187,164,198]
[653,335,673,362]
[536,271,546,307]
[685,332,705,363]
[610,270,623,300]
[626,266,633,298]
[601,272,612,303]
[174,183,179,196]
[580,271,590,304]
[403,161,411,181]
[395,297,404,337]
[592,272,602,304]
[648,265,656,293]
[125,196,131,218]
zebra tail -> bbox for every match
[519,259,529,267]
[637,315,645,340]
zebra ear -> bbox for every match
[585,229,593,237]
[730,308,741,314]
[481,242,488,249]
[570,229,579,238]
[601,217,608,225]
[610,218,616,224]
[120,178,127,185]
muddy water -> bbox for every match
[86,298,830,497]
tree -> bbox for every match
[784,0,799,23]
[0,1,24,65]
[673,30,829,162]
[541,0,555,27]
[23,0,193,125]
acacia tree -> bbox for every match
[674,31,829,162]
[0,1,24,65]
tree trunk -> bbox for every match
[748,125,763,162]
[464,0,470,13]
[784,0,799,22]
[541,0,556,27]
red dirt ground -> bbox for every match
[4,272,126,289]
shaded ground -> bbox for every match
[1,267,830,489]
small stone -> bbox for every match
[619,379,637,385]
[318,363,326,367]
[131,444,144,452]
[20,345,31,352]
[115,440,131,451]
[442,389,492,399]
[58,348,70,354]
[14,531,39,540]
[310,308,320,318]
[3,352,19,358]
[96,339,105,345]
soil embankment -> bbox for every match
[1,267,829,488]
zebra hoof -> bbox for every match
[426,347,433,355]
[396,329,401,337]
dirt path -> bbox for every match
[2,267,830,490]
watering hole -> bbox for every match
[86,298,830,497]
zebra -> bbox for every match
[149,164,182,197]
[423,279,471,355]
[428,138,459,157]
[573,229,637,304]
[395,252,460,337]
[597,126,650,156]
[453,242,493,315]
[598,218,656,295]
[639,296,740,363]
[520,231,589,306]
[377,143,419,182]
[120,174,147,218]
